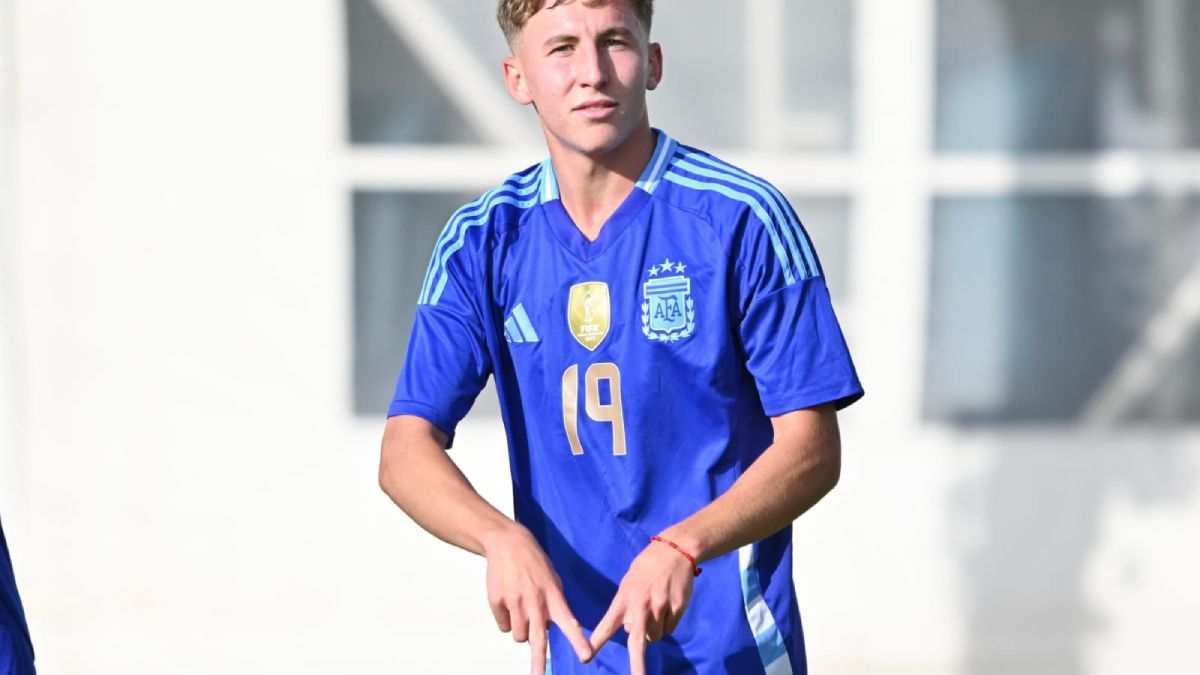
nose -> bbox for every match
[577,41,609,89]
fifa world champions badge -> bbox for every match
[568,281,611,351]
[641,257,695,343]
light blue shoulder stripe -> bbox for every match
[672,156,810,280]
[419,170,541,305]
[663,170,797,286]
[426,190,540,306]
[680,149,818,278]
[419,170,540,304]
[635,131,675,194]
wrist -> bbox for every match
[651,534,702,576]
[661,523,706,558]
[478,519,527,557]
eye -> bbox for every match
[604,38,628,48]
[550,43,574,54]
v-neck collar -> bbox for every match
[539,128,678,262]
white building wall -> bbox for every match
[6,2,1200,674]
[1,0,22,518]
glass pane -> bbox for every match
[435,0,519,61]
[345,0,481,144]
[789,196,852,299]
[781,0,855,149]
[924,194,1200,424]
[654,0,852,150]
[353,191,500,416]
[649,0,747,148]
[345,0,853,151]
[937,0,1200,151]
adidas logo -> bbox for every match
[504,303,540,344]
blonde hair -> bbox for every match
[497,0,654,47]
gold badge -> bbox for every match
[568,282,610,351]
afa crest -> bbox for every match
[641,257,695,343]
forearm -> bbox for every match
[378,415,520,557]
[659,405,841,564]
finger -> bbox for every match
[511,604,530,643]
[665,591,692,635]
[645,610,666,643]
[644,598,668,642]
[529,609,548,675]
[547,593,594,663]
[664,610,682,636]
[588,600,624,653]
[490,598,512,633]
[628,613,648,675]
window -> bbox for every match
[926,0,1200,424]
[346,0,858,415]
[937,0,1200,150]
[352,191,479,414]
[925,194,1200,423]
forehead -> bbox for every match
[521,0,644,42]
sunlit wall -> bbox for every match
[3,1,1199,674]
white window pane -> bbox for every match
[347,0,854,151]
[353,190,485,415]
[655,0,853,150]
[789,196,852,299]
[925,195,1200,424]
[345,0,481,144]
[937,0,1200,151]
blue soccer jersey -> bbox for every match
[390,129,862,674]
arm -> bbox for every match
[660,402,841,564]
[378,414,515,556]
[379,414,594,671]
[589,404,841,674]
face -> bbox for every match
[503,0,662,159]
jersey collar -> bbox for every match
[538,129,675,262]
[538,128,677,206]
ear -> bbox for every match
[646,42,663,92]
[502,55,534,105]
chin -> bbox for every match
[558,123,633,157]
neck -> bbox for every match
[546,126,656,242]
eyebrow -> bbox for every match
[597,27,638,42]
[542,34,578,49]
[541,27,639,50]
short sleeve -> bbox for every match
[734,201,863,415]
[388,251,492,439]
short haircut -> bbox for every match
[497,0,654,48]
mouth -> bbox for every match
[573,100,619,119]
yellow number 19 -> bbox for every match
[561,362,626,456]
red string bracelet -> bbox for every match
[651,535,702,577]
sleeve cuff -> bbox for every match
[759,380,865,416]
[386,400,460,447]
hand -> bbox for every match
[482,523,594,674]
[588,538,696,675]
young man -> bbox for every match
[378,1,863,673]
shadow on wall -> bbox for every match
[935,1,1200,672]
[954,434,1195,675]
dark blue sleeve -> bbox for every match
[734,201,863,415]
